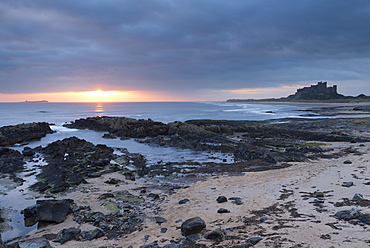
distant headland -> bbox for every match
[227,82,370,103]
[24,100,48,103]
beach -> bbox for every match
[2,102,370,247]
[13,141,370,248]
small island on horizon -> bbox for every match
[227,82,370,103]
[24,100,48,103]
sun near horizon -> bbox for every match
[0,85,307,103]
[0,89,184,103]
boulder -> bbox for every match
[181,217,206,236]
[353,193,365,201]
[178,199,190,204]
[82,228,105,241]
[23,199,75,224]
[18,237,53,248]
[217,208,230,213]
[54,228,81,244]
[22,147,35,156]
[154,216,167,224]
[248,237,263,245]
[204,228,225,240]
[341,182,354,187]
[216,196,227,203]
[334,208,362,220]
[359,214,370,225]
[260,216,269,222]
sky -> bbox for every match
[1,0,370,102]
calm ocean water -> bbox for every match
[0,101,318,241]
[0,101,316,127]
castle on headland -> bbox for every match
[227,81,370,102]
[286,82,344,100]
[296,82,337,95]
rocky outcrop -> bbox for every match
[30,137,115,193]
[64,116,168,138]
[28,137,148,193]
[0,122,54,146]
[0,148,25,174]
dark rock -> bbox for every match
[313,191,324,198]
[359,214,370,225]
[67,174,88,186]
[0,148,25,174]
[216,196,227,203]
[23,204,38,218]
[83,228,105,241]
[233,199,244,205]
[98,193,115,200]
[163,244,184,248]
[30,137,116,193]
[342,182,354,187]
[343,160,352,164]
[161,228,168,233]
[154,216,167,224]
[65,117,168,138]
[179,199,190,204]
[54,228,81,244]
[353,193,364,201]
[104,178,121,185]
[140,242,160,248]
[217,208,230,213]
[260,216,268,222]
[0,122,54,146]
[124,171,136,181]
[248,237,263,245]
[84,211,106,223]
[334,208,361,220]
[186,234,200,242]
[147,193,160,200]
[23,199,75,224]
[181,217,206,236]
[102,133,117,139]
[18,237,52,248]
[204,228,225,240]
[22,147,35,156]
[35,199,74,223]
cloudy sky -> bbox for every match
[1,0,370,101]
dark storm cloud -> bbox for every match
[1,0,370,95]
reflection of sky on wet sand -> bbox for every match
[94,103,105,115]
[0,159,47,241]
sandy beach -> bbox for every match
[15,139,370,248]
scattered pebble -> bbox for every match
[217,208,230,213]
[216,196,227,203]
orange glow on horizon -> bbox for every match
[0,90,174,102]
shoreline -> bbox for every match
[2,107,370,247]
[228,100,370,107]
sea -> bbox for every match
[0,101,319,127]
[0,101,320,242]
